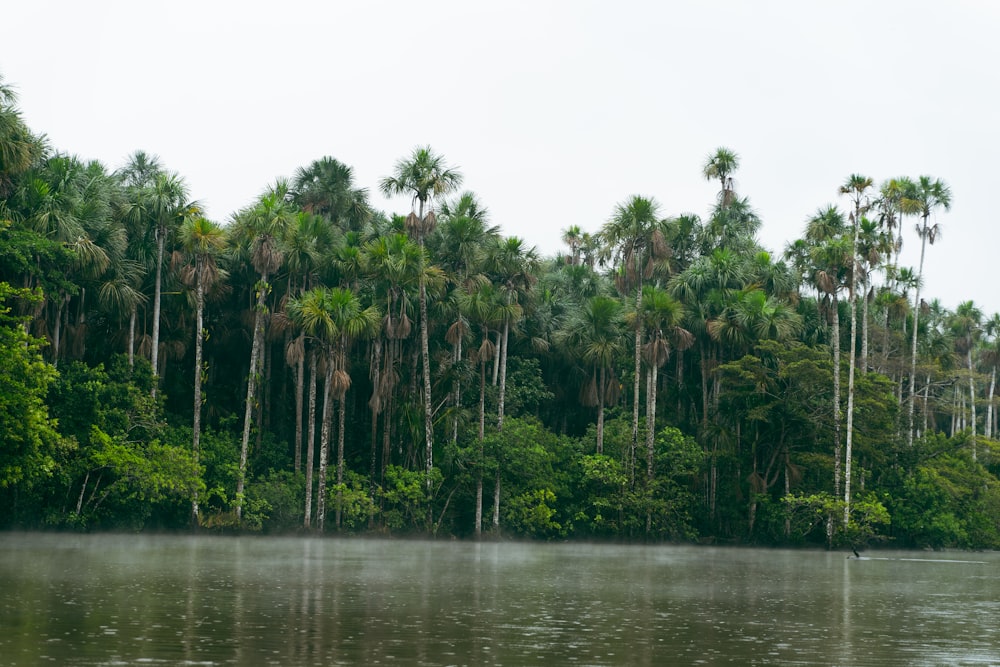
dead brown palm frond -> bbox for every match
[815,270,835,295]
[446,319,468,346]
[604,372,621,404]
[394,313,412,339]
[285,333,305,366]
[747,470,766,494]
[404,212,421,236]
[422,210,437,234]
[169,250,185,273]
[137,333,153,359]
[652,228,668,258]
[178,264,196,289]
[475,337,496,363]
[331,369,351,399]
[672,327,695,352]
[581,373,599,407]
[642,338,670,368]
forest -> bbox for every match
[1,73,998,549]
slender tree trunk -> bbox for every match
[191,270,205,526]
[986,367,995,440]
[294,338,304,473]
[128,306,136,368]
[316,359,334,532]
[492,465,500,532]
[236,271,268,522]
[646,363,658,482]
[151,226,165,397]
[844,283,859,525]
[832,292,842,499]
[631,271,642,487]
[861,286,870,371]
[417,237,434,498]
[304,347,318,528]
[596,366,606,454]
[336,395,346,528]
[908,216,930,447]
[498,320,509,430]
[967,348,977,461]
[475,357,485,538]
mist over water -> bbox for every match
[1,533,997,666]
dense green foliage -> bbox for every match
[1,74,998,549]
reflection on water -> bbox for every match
[0,533,997,666]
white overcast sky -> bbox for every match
[3,1,998,314]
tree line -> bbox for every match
[1,73,998,548]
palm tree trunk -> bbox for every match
[294,349,304,473]
[967,348,977,461]
[236,270,268,523]
[596,366,606,454]
[191,271,205,526]
[987,367,995,440]
[832,292,842,499]
[128,306,136,368]
[647,361,658,482]
[151,226,165,397]
[908,216,929,447]
[844,290,858,526]
[316,359,334,532]
[304,347,318,528]
[498,321,509,430]
[419,268,434,493]
[631,273,642,487]
[336,395,346,528]
[475,357,486,538]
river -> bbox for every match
[1,533,997,665]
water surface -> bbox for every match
[1,533,996,665]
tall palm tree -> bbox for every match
[901,176,951,447]
[981,313,1000,441]
[562,224,583,265]
[292,156,370,232]
[0,75,40,196]
[951,301,982,460]
[601,195,667,478]
[178,215,226,525]
[559,295,625,454]
[702,147,740,207]
[380,146,462,496]
[839,174,872,524]
[230,180,294,522]
[146,172,194,394]
[637,286,690,486]
[805,205,848,499]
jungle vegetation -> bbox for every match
[1,74,998,549]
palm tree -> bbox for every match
[178,214,226,525]
[805,205,848,499]
[324,287,380,529]
[600,195,667,479]
[559,295,625,454]
[562,224,583,265]
[292,156,370,231]
[637,286,690,486]
[981,313,1000,441]
[379,146,462,496]
[0,75,40,196]
[702,147,740,207]
[901,176,951,447]
[951,301,982,460]
[229,180,294,523]
[839,174,872,524]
